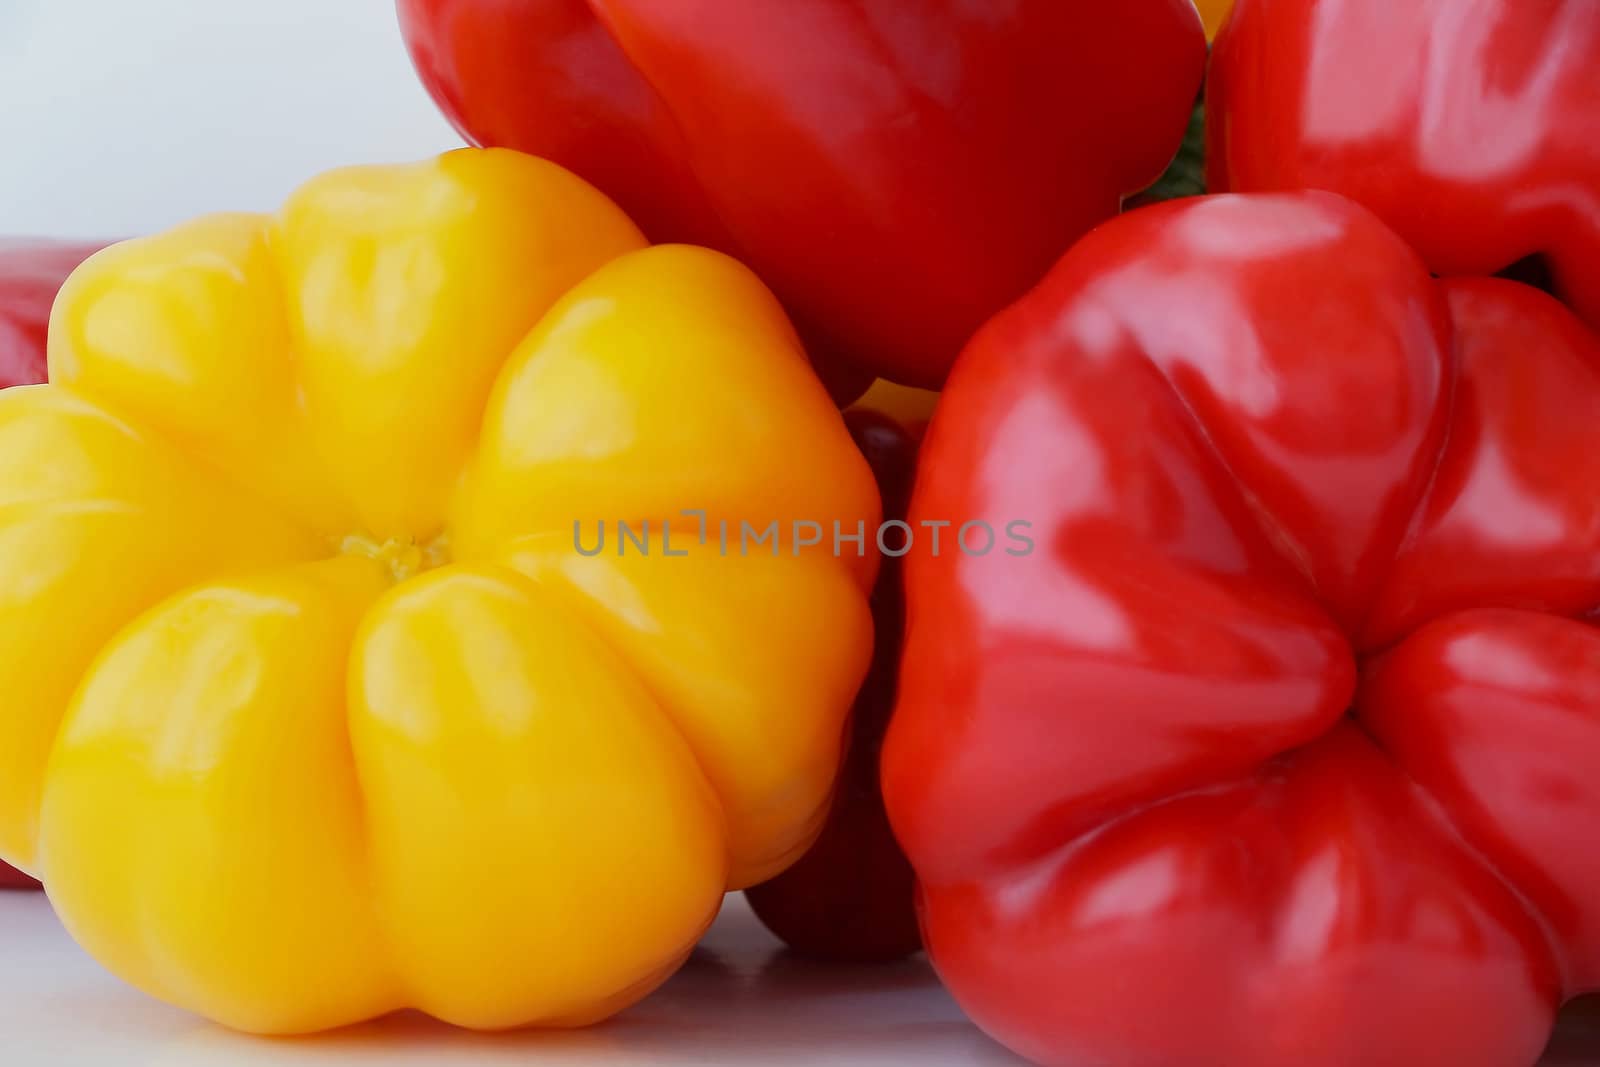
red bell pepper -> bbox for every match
[1207,0,1600,331]
[745,384,933,962]
[884,191,1600,1067]
[0,240,104,391]
[0,237,103,889]
[396,0,1206,391]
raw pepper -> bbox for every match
[0,240,105,391]
[396,0,1206,391]
[1193,0,1233,38]
[745,381,934,963]
[884,191,1600,1067]
[1208,0,1600,331]
[0,148,879,1034]
[0,238,104,890]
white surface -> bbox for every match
[0,889,1023,1065]
[0,0,459,238]
[5,889,1600,1066]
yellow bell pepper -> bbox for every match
[852,380,939,438]
[0,148,878,1034]
[1195,0,1234,38]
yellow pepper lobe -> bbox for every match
[0,148,879,1034]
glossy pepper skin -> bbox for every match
[1194,0,1233,38]
[884,191,1600,1067]
[0,149,879,1034]
[396,0,1206,391]
[1208,0,1600,331]
[0,239,104,890]
[0,240,105,391]
[745,382,934,963]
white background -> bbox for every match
[0,0,459,238]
